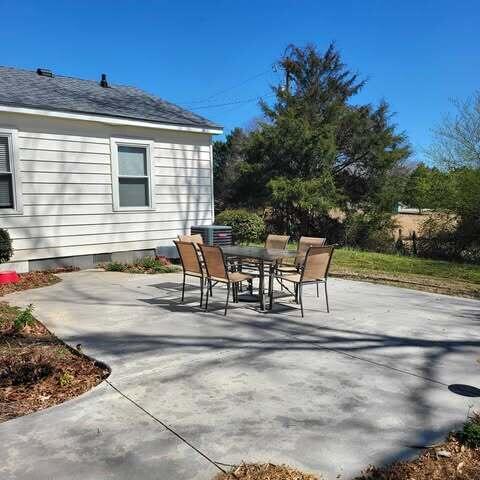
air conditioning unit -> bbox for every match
[190,225,232,246]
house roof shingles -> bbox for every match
[0,66,220,130]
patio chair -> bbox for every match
[178,233,204,247]
[270,245,335,317]
[199,244,256,315]
[265,234,290,250]
[174,240,207,307]
[237,233,290,293]
[277,236,327,275]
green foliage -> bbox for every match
[13,304,35,331]
[0,228,13,263]
[56,347,70,358]
[135,256,178,273]
[213,128,248,210]
[102,257,178,274]
[267,176,339,238]
[104,261,126,272]
[215,209,265,244]
[403,164,436,211]
[459,415,480,448]
[59,371,74,387]
[344,211,397,253]
[213,43,411,245]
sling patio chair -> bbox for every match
[199,244,256,316]
[236,233,290,293]
[270,245,335,317]
[239,233,290,270]
[174,240,207,307]
[265,234,290,250]
[277,236,327,274]
[178,233,204,248]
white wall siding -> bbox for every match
[0,112,215,262]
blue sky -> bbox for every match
[0,0,478,161]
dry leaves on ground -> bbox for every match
[0,271,62,297]
[354,435,480,480]
[0,303,109,422]
[214,463,321,480]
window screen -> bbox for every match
[117,145,150,207]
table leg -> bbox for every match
[268,263,274,310]
[258,259,265,310]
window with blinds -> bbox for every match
[0,136,14,209]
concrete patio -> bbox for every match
[1,270,479,480]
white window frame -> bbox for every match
[110,137,155,212]
[0,128,23,215]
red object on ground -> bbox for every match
[0,271,20,284]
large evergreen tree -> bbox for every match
[216,43,411,237]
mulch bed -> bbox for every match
[214,463,321,480]
[0,271,62,297]
[354,434,480,479]
[0,302,109,422]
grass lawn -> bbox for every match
[330,248,480,298]
[249,242,480,298]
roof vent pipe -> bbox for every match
[100,73,109,88]
[37,68,54,77]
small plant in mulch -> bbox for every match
[459,412,480,449]
[13,304,35,331]
[0,303,109,422]
[58,371,74,387]
[101,256,179,274]
[214,463,321,480]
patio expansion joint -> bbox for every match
[104,379,229,475]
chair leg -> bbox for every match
[205,279,210,311]
[181,273,186,302]
[299,284,304,317]
[200,277,204,307]
[225,283,231,315]
[316,282,319,298]
[324,280,330,313]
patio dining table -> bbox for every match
[221,245,297,310]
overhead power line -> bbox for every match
[189,93,275,110]
[178,67,275,106]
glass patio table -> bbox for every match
[221,245,297,310]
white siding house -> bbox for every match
[0,67,222,271]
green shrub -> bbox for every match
[136,256,178,273]
[459,414,480,448]
[344,211,397,253]
[0,228,13,263]
[13,304,35,331]
[418,213,480,264]
[102,257,178,274]
[215,209,265,244]
[104,261,127,272]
